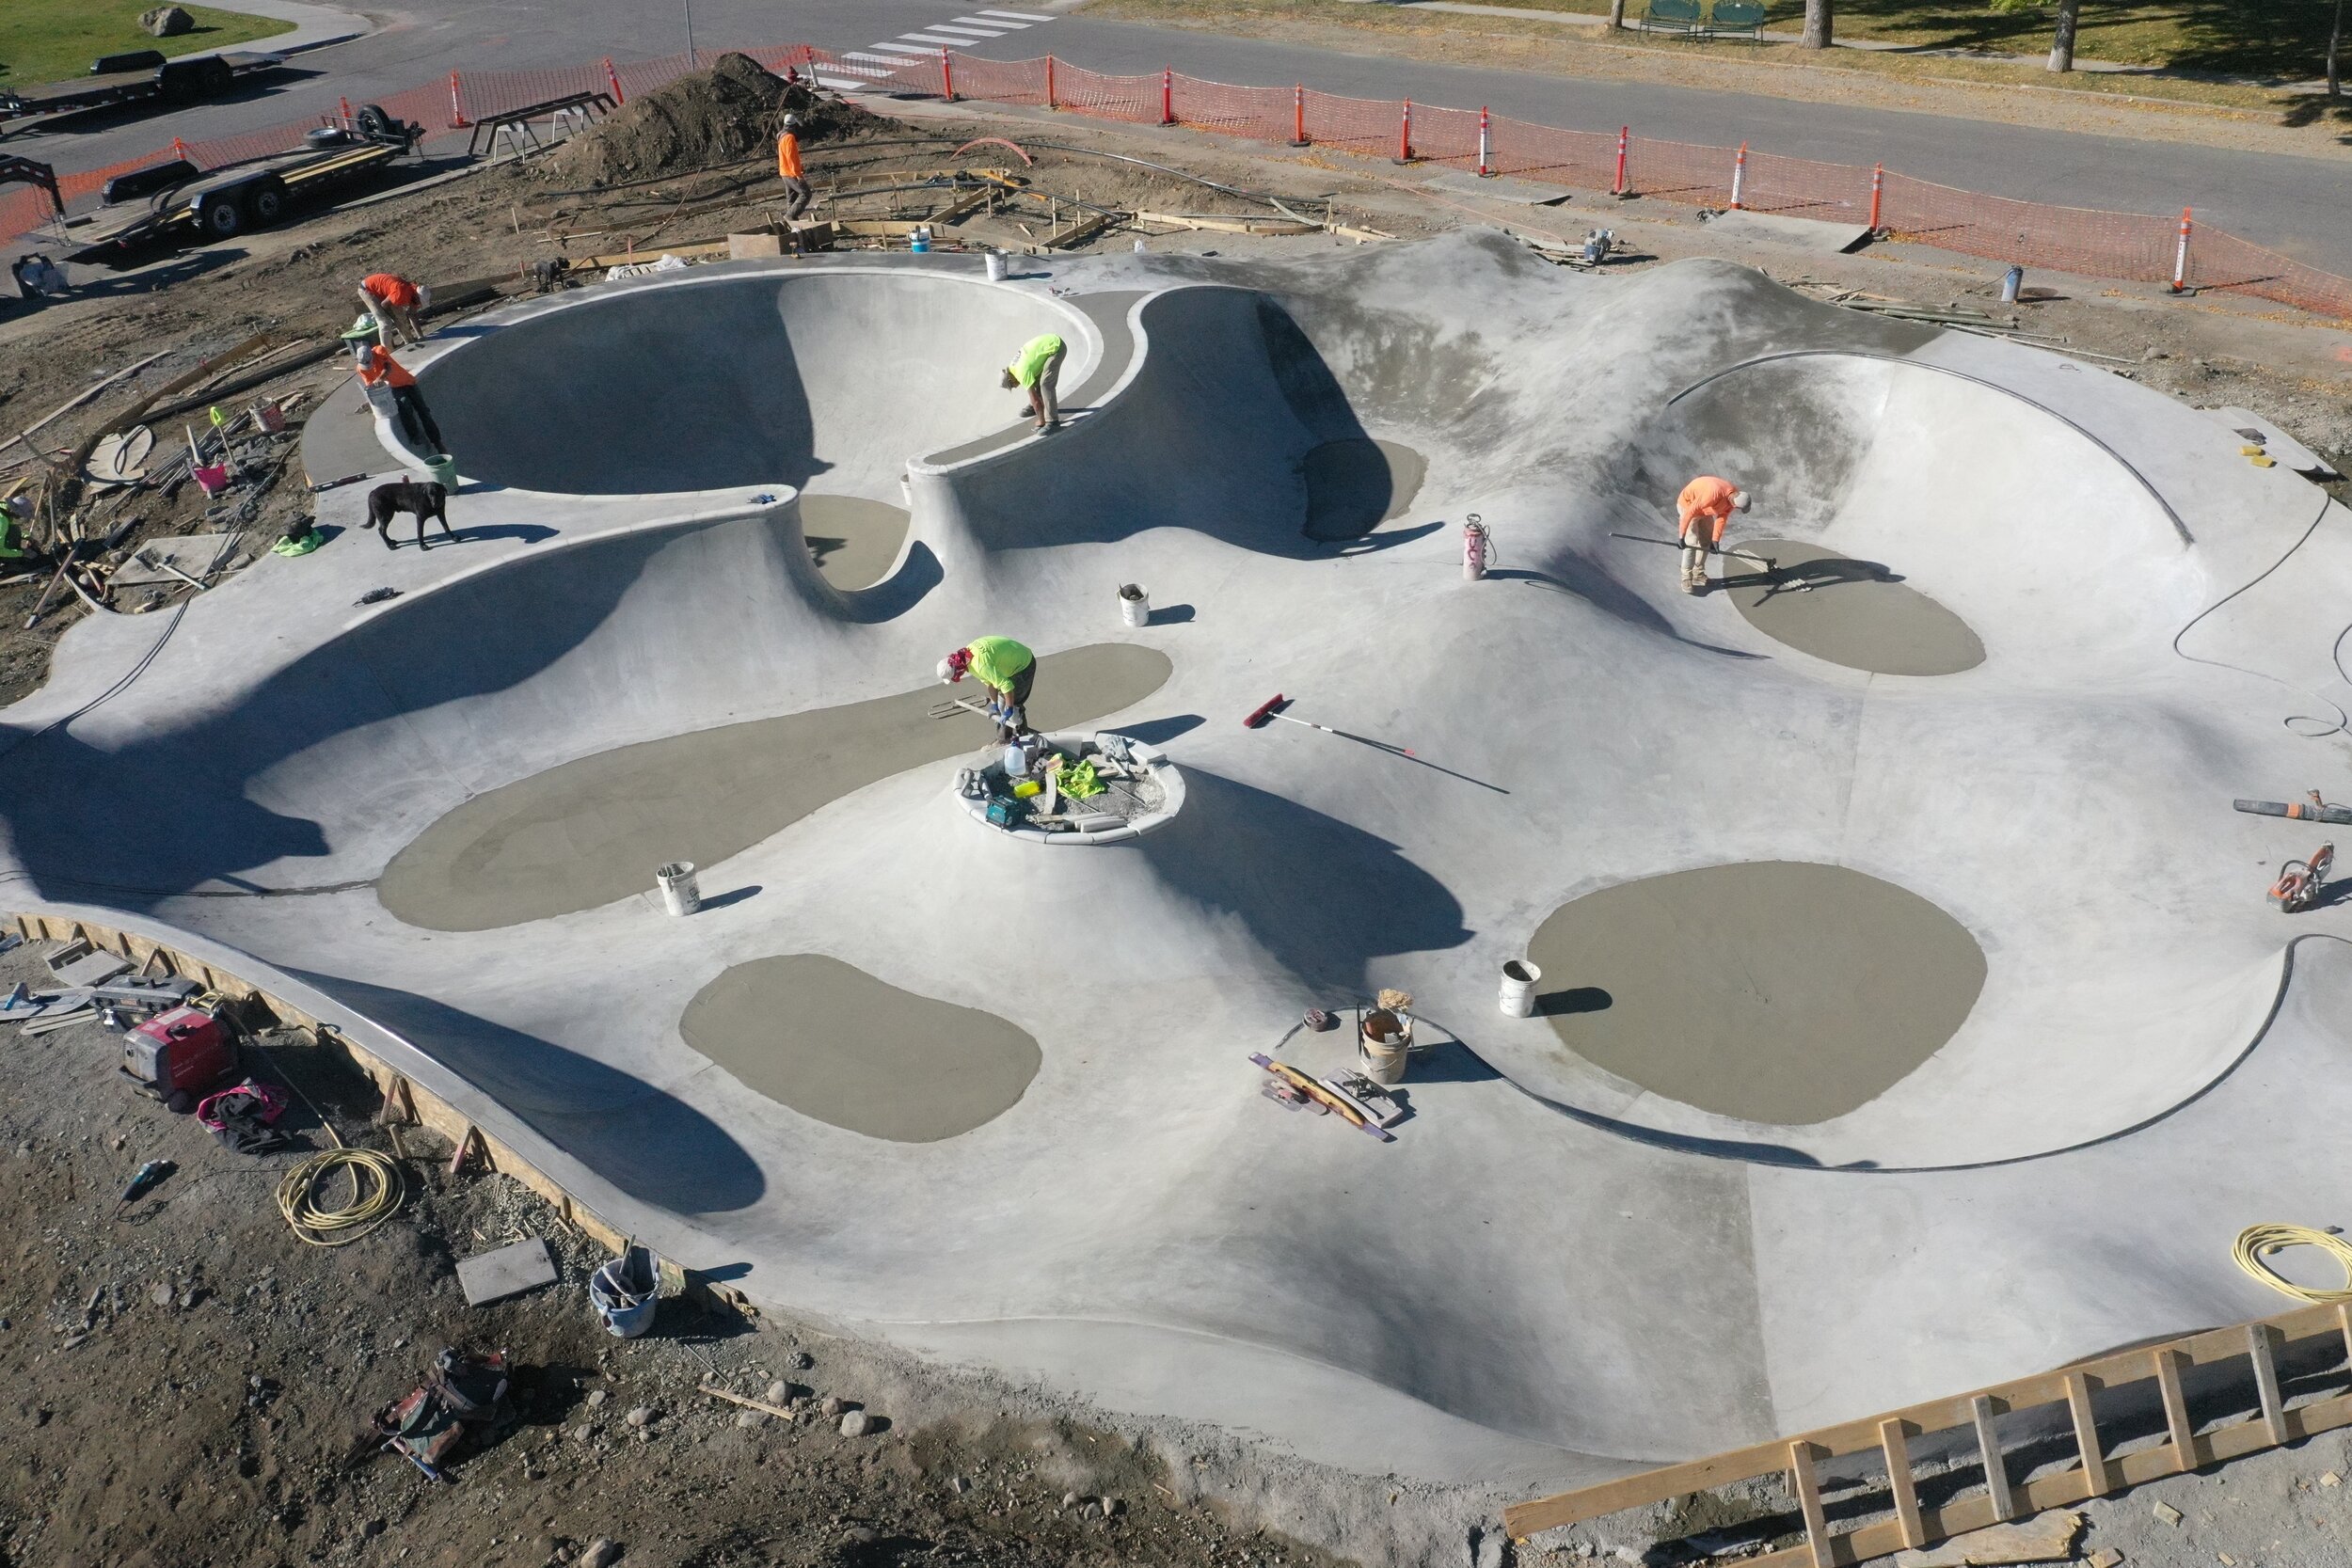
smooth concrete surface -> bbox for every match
[1304,437,1427,541]
[680,953,1041,1141]
[800,495,910,590]
[1723,538,1986,676]
[1526,861,1988,1126]
[416,267,1100,497]
[377,642,1171,930]
[10,237,2352,1505]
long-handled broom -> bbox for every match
[1242,694,1416,757]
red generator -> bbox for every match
[121,1005,238,1113]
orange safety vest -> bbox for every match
[361,272,421,309]
[357,345,416,389]
[775,132,804,181]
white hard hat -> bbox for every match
[416,282,433,309]
[936,657,956,683]
[1732,489,1752,511]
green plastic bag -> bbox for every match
[272,527,325,558]
[1055,757,1104,800]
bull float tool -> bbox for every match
[1606,531,1798,586]
[1242,693,1416,757]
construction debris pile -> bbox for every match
[551,52,867,187]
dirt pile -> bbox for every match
[554,53,870,186]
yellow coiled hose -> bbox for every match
[2233,1224,2352,1304]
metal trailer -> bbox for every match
[0,50,289,133]
[66,107,421,263]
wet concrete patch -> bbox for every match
[1302,438,1425,540]
[1724,539,1984,676]
[799,495,909,591]
[1527,862,1985,1127]
[378,643,1172,931]
[681,955,1041,1142]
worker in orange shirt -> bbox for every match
[775,113,811,222]
[1676,475,1749,594]
[354,341,447,457]
[355,271,429,348]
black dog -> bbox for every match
[363,481,453,550]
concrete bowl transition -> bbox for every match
[7,238,2352,1511]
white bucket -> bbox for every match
[657,861,700,916]
[1359,1008,1411,1085]
[1119,583,1150,627]
[985,251,1008,282]
[1500,958,1541,1017]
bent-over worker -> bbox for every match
[775,114,812,222]
[356,272,429,348]
[939,636,1036,742]
[1000,333,1066,433]
[1676,475,1749,595]
[355,342,448,458]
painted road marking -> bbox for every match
[814,75,866,89]
[926,23,1012,38]
[957,13,1030,26]
[844,51,911,64]
[824,62,893,77]
[866,41,935,54]
[896,32,970,45]
[976,8,1054,18]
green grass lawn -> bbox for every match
[1458,0,2344,77]
[0,0,294,86]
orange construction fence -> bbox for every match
[6,42,2348,325]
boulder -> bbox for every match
[140,7,196,37]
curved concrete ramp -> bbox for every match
[378,642,1172,930]
[419,267,1096,496]
[1724,539,1985,676]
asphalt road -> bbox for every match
[8,0,2349,271]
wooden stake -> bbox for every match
[698,1382,797,1420]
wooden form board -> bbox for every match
[4,911,758,1323]
[1504,1306,2352,1566]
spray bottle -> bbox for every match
[1462,513,1493,582]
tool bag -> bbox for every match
[196,1078,290,1153]
[373,1349,513,1473]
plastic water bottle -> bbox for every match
[910,225,931,254]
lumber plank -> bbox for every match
[1788,1441,1833,1568]
[2065,1371,2115,1497]
[2153,1348,2202,1474]
[1878,1418,1926,1549]
[2249,1323,2292,1446]
[1971,1394,2016,1521]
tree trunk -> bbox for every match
[1802,0,1832,49]
[2047,0,2080,72]
[1608,0,1627,27]
[2329,0,2344,98]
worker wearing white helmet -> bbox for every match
[1676,475,1751,595]
[776,113,812,223]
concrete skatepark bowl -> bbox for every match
[9,237,2352,1519]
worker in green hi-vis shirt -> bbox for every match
[937,635,1036,742]
[998,332,1067,433]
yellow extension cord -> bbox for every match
[275,1143,405,1247]
[2233,1224,2352,1304]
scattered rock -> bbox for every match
[950,1476,968,1495]
[149,1281,174,1308]
[625,1405,654,1429]
[1062,1492,1079,1509]
[580,1539,622,1568]
[1081,1501,1103,1521]
[1100,1496,1120,1518]
[2153,1501,2185,1527]
[735,1408,763,1429]
[765,1380,791,1403]
[585,1388,609,1408]
[840,1410,871,1437]
[820,1396,844,1418]
[792,1351,814,1370]
[140,6,195,37]
[2323,1471,2342,1487]
[843,1526,878,1545]
[571,1422,596,1442]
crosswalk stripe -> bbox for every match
[844,51,911,64]
[926,24,1010,37]
[824,62,893,77]
[976,8,1054,19]
[896,32,969,45]
[957,13,1028,25]
[815,75,866,88]
[866,41,935,54]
